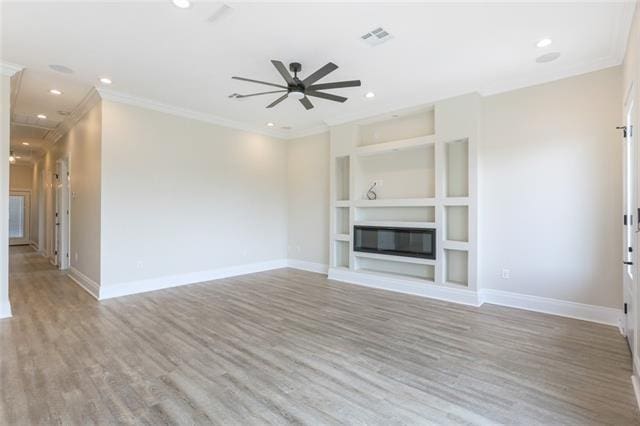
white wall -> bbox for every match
[286,132,330,266]
[37,101,102,283]
[480,66,622,308]
[99,100,288,288]
[9,164,32,190]
[0,73,11,318]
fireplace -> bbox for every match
[353,226,436,259]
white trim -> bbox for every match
[0,62,23,77]
[328,267,481,306]
[99,259,288,300]
[0,301,12,319]
[67,267,100,300]
[285,124,330,140]
[46,88,101,143]
[479,288,623,327]
[632,371,640,412]
[287,259,329,274]
[97,88,290,140]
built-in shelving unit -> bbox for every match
[328,94,479,304]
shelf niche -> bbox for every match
[335,207,349,235]
[355,144,435,200]
[358,109,435,147]
[335,156,350,201]
[355,206,435,223]
[445,206,468,242]
[445,249,468,286]
[334,240,350,269]
[446,139,469,197]
[356,257,434,281]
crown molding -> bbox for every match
[0,61,23,77]
[479,55,621,96]
[611,1,636,65]
[96,87,289,140]
[46,87,101,143]
[284,123,330,140]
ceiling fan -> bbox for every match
[231,60,361,110]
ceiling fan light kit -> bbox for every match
[232,60,361,110]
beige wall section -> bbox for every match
[287,132,330,265]
[1,74,11,318]
[9,164,32,190]
[36,101,102,283]
[480,66,622,308]
[100,100,288,287]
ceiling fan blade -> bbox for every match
[271,60,295,85]
[305,90,347,103]
[266,93,289,108]
[232,76,287,89]
[236,90,287,98]
[307,80,361,91]
[299,96,314,110]
[301,62,338,86]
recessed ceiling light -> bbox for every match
[266,122,275,127]
[536,38,552,48]
[99,77,112,85]
[37,114,47,119]
[49,89,62,95]
[22,142,29,146]
[15,156,22,159]
[172,0,191,8]
[535,52,561,64]
[365,92,375,99]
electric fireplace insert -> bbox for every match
[353,226,436,259]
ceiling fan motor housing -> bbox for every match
[289,62,302,74]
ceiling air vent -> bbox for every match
[361,27,393,46]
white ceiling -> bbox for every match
[9,68,93,164]
[1,1,635,138]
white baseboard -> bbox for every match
[0,300,12,319]
[479,288,622,327]
[68,267,100,299]
[99,259,288,300]
[632,369,640,412]
[328,267,481,306]
[286,259,328,274]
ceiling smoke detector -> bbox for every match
[361,27,393,46]
[536,52,561,63]
[49,64,74,74]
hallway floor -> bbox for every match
[1,246,639,425]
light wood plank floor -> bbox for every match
[2,246,639,425]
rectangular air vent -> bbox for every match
[361,27,393,46]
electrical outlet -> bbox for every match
[136,260,143,269]
[501,269,510,279]
[74,252,78,262]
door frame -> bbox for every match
[55,157,70,270]
[9,189,31,246]
[623,81,638,363]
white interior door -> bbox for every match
[623,97,637,355]
[54,159,70,270]
[9,191,30,246]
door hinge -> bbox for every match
[624,302,628,314]
[624,214,633,225]
[617,126,628,138]
[54,250,58,255]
